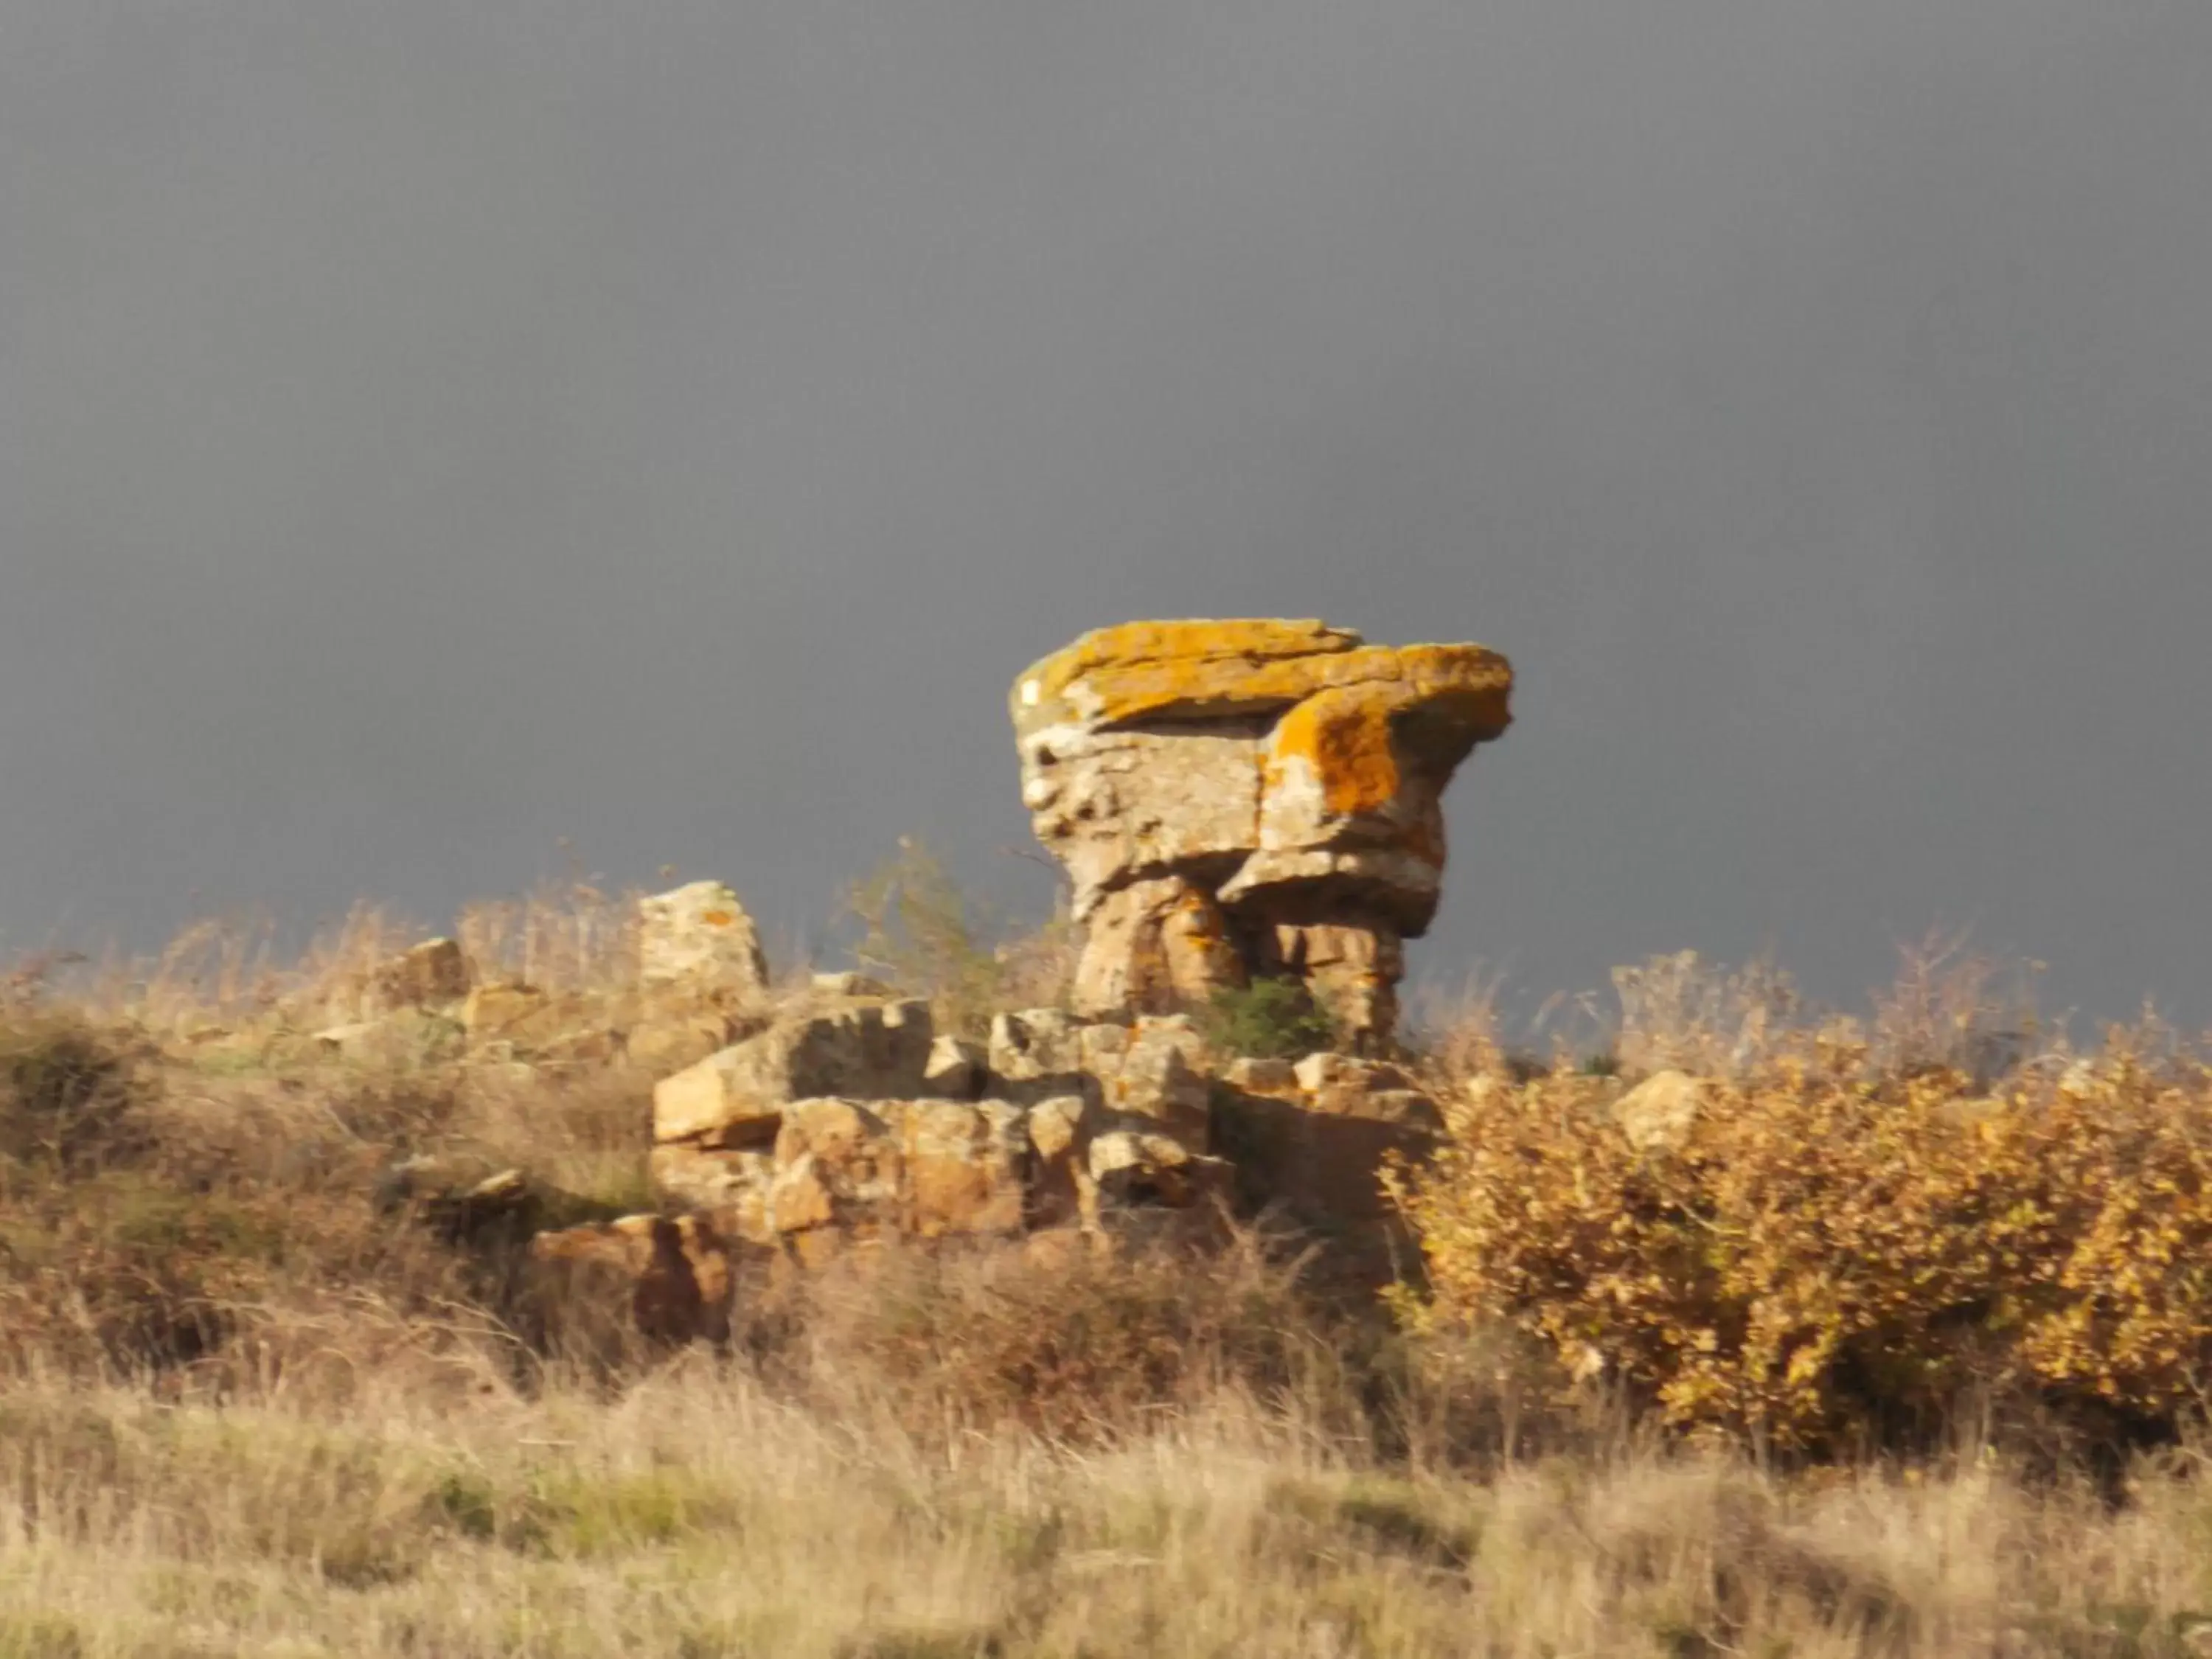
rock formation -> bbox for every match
[1009,620,1512,1045]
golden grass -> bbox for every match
[8,1368,2212,1656]
[6,889,2212,1654]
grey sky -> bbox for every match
[4,2,2208,1035]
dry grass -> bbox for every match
[6,896,2212,1653]
[8,1368,2212,1656]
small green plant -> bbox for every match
[1202,977,1338,1060]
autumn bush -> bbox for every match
[1391,1029,2212,1453]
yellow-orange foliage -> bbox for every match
[1388,1046,2212,1448]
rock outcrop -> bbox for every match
[1009,620,1512,1046]
[639,975,1433,1283]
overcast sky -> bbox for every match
[4,2,2207,1037]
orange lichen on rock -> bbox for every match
[1012,622,1509,748]
[1268,686,1403,818]
[1010,618,1359,734]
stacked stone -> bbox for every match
[1008,619,1512,1046]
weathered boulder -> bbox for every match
[1209,1050,1444,1242]
[652,999,936,1147]
[983,1008,1209,1144]
[1613,1068,1708,1153]
[637,881,770,1004]
[900,1098,1029,1237]
[1010,619,1511,1045]
[649,1144,776,1237]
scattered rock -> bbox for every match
[638,881,770,1004]
[651,1000,935,1147]
[901,1098,1029,1237]
[1613,1069,1708,1153]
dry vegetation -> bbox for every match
[5,886,2212,1656]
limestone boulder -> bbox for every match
[900,1099,1029,1237]
[1613,1069,1709,1153]
[637,881,770,1004]
[769,1097,901,1233]
[1011,619,1511,1045]
[652,999,935,1147]
[1024,1093,1092,1228]
[1094,1014,1212,1146]
[1211,1051,1444,1237]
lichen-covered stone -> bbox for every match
[648,1144,776,1238]
[1096,1015,1212,1146]
[900,1099,1029,1237]
[1613,1068,1708,1153]
[637,881,770,1003]
[1011,619,1511,1043]
[771,1098,900,1233]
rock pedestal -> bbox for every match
[1009,620,1512,1046]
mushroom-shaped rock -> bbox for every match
[1010,619,1511,1044]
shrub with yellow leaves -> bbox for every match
[1387,1039,2212,1450]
